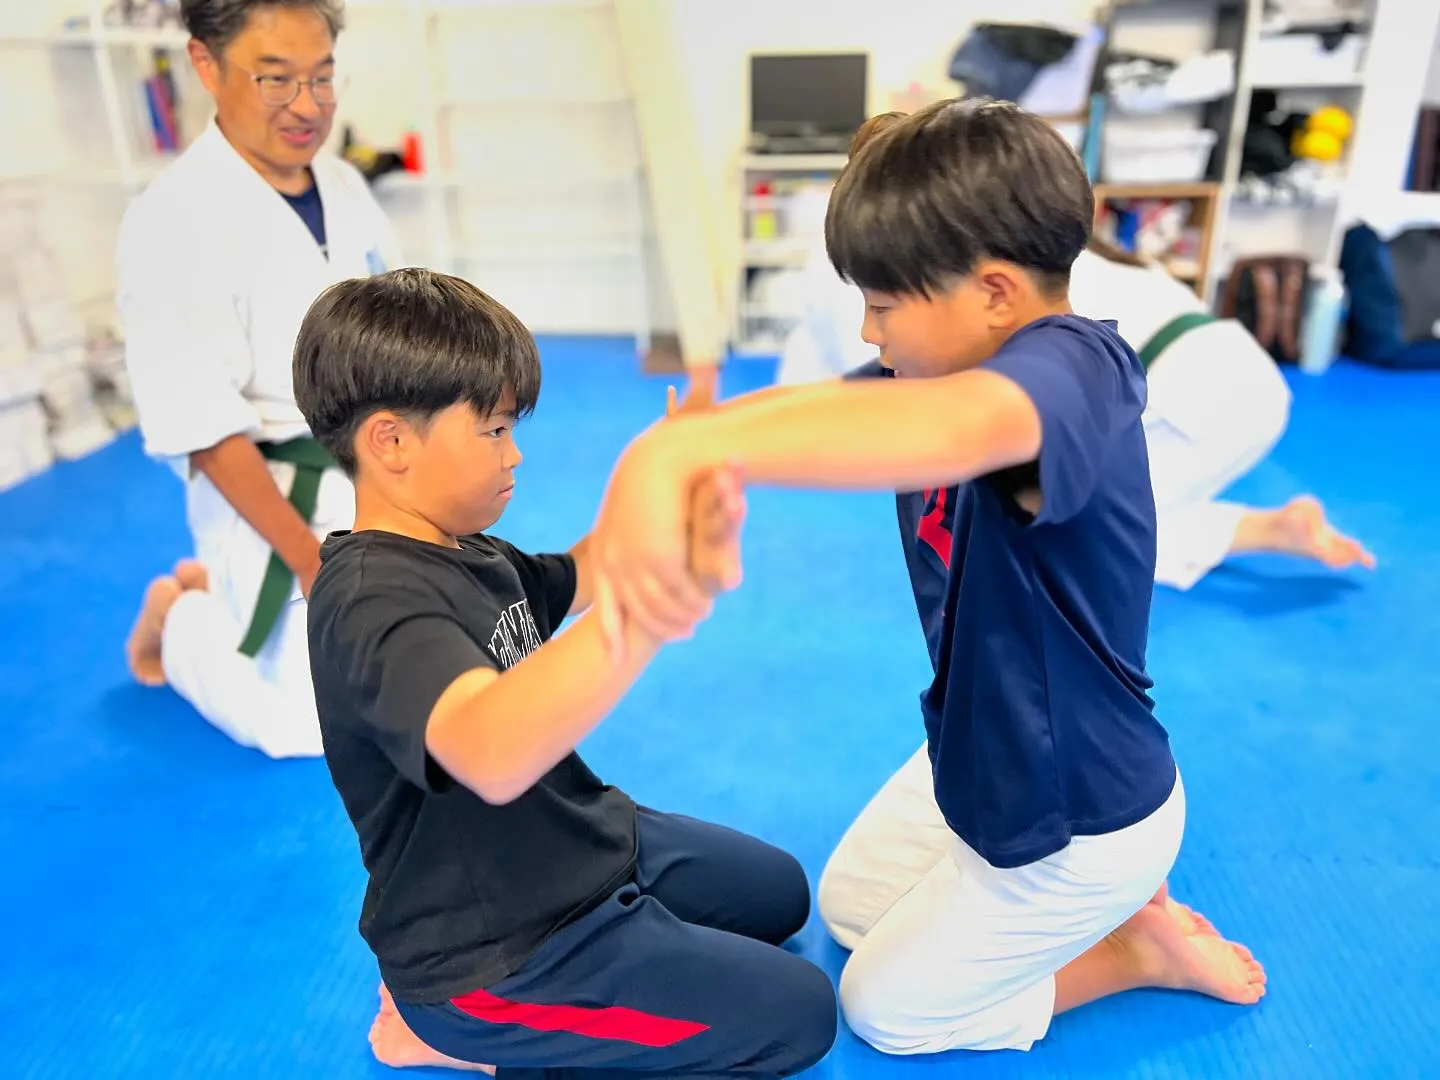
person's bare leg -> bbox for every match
[125,576,184,687]
[1231,496,1375,570]
[1054,892,1265,1016]
[173,558,209,592]
[370,983,495,1074]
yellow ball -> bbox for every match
[1308,106,1353,142]
[1296,129,1343,161]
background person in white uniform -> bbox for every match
[778,230,1373,590]
[120,0,401,758]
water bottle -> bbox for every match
[1299,268,1346,375]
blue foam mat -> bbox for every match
[3,341,1437,1078]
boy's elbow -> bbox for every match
[469,769,529,805]
[429,732,531,805]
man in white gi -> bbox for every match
[120,0,400,758]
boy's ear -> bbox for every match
[357,410,413,474]
[973,260,1025,326]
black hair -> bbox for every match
[180,0,345,55]
[849,111,907,157]
[293,269,541,476]
[825,98,1094,298]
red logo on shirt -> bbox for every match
[918,487,953,569]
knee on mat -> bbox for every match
[838,957,1033,1056]
[763,848,814,944]
[837,960,919,1055]
[837,949,981,1056]
[777,959,841,1071]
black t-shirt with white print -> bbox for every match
[307,530,638,1004]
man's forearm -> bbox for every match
[190,434,320,579]
[661,369,1042,493]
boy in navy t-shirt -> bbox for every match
[588,99,1266,1055]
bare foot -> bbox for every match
[1167,899,1218,938]
[1111,901,1266,1005]
[1267,496,1376,570]
[1148,883,1218,938]
[125,576,184,687]
[173,558,209,591]
[368,994,495,1074]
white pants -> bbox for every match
[159,458,355,759]
[1144,321,1291,590]
[818,745,1185,1054]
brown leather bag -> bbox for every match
[1220,255,1310,363]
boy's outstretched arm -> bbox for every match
[591,368,1044,646]
[424,370,745,800]
[566,365,744,619]
[665,368,1040,489]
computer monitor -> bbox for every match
[749,53,868,139]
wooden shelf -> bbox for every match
[1094,183,1221,297]
[1094,182,1221,201]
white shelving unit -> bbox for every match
[1206,0,1377,294]
[355,0,653,348]
[1098,0,1434,302]
[725,0,1429,357]
[1088,0,1377,301]
[0,14,199,196]
[733,152,847,356]
[0,2,198,488]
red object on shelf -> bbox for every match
[402,130,423,173]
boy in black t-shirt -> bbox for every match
[294,269,837,1078]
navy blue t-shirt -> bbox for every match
[282,179,328,257]
[849,315,1174,868]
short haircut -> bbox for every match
[826,98,1094,297]
[294,269,541,476]
[848,111,907,158]
[180,0,345,56]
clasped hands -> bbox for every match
[591,365,743,656]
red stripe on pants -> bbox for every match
[450,988,711,1048]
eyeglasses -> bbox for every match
[233,64,343,108]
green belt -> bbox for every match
[238,437,337,658]
[1137,312,1216,371]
